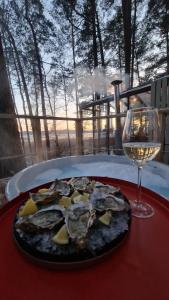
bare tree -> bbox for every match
[122,0,132,88]
[0,35,25,178]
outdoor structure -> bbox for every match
[78,75,169,164]
[0,75,169,206]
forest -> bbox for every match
[0,0,169,178]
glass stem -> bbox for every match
[137,165,142,205]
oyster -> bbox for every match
[69,177,90,191]
[92,195,126,212]
[65,203,95,241]
[30,190,59,205]
[94,184,120,195]
[49,179,71,196]
[16,206,64,233]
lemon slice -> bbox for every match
[99,211,112,226]
[81,193,89,202]
[72,194,82,203]
[52,224,69,245]
[73,193,89,203]
[71,190,80,200]
[38,188,49,193]
[19,198,38,217]
[59,196,72,208]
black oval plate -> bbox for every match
[13,177,131,269]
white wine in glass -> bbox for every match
[122,107,161,218]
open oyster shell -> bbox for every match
[30,191,59,204]
[65,203,95,240]
[94,183,120,194]
[92,195,126,212]
[16,205,64,233]
[69,177,90,191]
[49,179,71,196]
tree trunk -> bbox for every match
[1,22,38,152]
[6,64,26,156]
[118,41,122,75]
[43,67,54,116]
[165,2,169,75]
[0,35,25,178]
[122,0,132,88]
[43,67,60,155]
[63,75,71,156]
[53,91,60,156]
[32,64,39,115]
[131,0,137,87]
[135,51,141,84]
[25,0,50,153]
[1,23,33,115]
[8,72,25,156]
[90,0,99,154]
[13,50,33,155]
[96,10,105,68]
[91,0,98,69]
[96,10,107,100]
[2,34,26,155]
[70,11,79,118]
[166,31,169,75]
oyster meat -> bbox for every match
[69,177,90,191]
[30,190,59,205]
[92,195,126,212]
[94,184,120,195]
[49,179,71,196]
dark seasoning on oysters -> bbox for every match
[13,177,131,263]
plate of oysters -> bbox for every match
[13,177,131,269]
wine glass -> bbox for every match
[122,107,161,218]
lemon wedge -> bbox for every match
[19,198,38,216]
[99,211,112,226]
[73,193,89,203]
[73,194,82,203]
[81,193,89,202]
[52,224,69,245]
[59,196,72,208]
[71,190,80,200]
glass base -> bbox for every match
[130,200,154,218]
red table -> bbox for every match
[1,178,169,300]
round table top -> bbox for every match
[5,154,169,201]
[1,178,169,300]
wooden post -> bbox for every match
[106,102,110,154]
[75,112,84,155]
[151,77,169,163]
[92,105,96,154]
[111,80,123,155]
[157,112,166,162]
[97,105,101,153]
[163,115,169,164]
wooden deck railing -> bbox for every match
[0,108,169,206]
[1,75,169,185]
[0,108,169,164]
[1,76,169,206]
